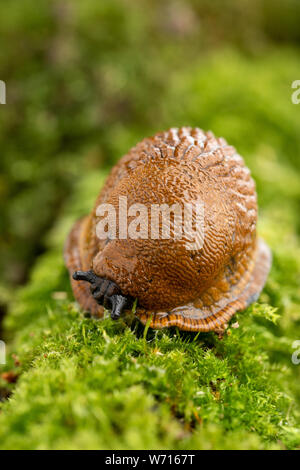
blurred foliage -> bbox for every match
[0,0,300,450]
[0,0,300,289]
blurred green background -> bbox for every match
[0,0,300,450]
[0,0,299,293]
[0,0,300,283]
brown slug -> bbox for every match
[64,127,271,332]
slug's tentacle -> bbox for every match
[72,270,99,284]
[109,295,128,320]
[72,270,129,320]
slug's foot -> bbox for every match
[72,270,130,320]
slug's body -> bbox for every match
[64,127,271,332]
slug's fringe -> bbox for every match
[64,217,104,317]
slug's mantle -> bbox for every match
[64,127,271,332]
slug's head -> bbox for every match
[73,157,248,316]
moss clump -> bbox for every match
[0,247,296,449]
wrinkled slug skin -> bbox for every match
[64,127,271,331]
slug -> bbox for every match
[64,127,271,332]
